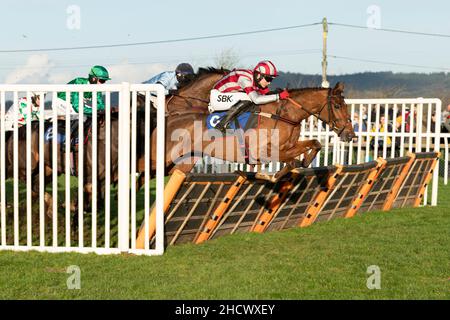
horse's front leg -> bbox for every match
[32,167,54,219]
[273,139,322,179]
[297,139,322,168]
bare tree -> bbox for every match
[214,48,240,70]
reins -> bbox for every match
[171,93,209,105]
[284,90,345,136]
[170,90,345,136]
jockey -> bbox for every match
[144,63,195,95]
[56,65,110,116]
[4,92,44,130]
[212,60,289,131]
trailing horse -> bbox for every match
[134,67,228,189]
[2,115,119,218]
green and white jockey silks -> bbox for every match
[4,97,40,130]
[57,77,105,115]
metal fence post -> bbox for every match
[118,83,131,252]
[432,99,441,206]
[155,84,166,255]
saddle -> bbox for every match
[206,103,258,132]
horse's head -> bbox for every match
[320,82,355,142]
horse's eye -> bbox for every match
[335,104,341,109]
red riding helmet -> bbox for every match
[253,60,278,77]
[253,60,278,88]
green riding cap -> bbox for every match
[89,65,111,80]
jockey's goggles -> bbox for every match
[262,75,275,82]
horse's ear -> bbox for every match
[333,82,345,94]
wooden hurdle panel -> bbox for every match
[389,152,440,209]
[300,161,379,226]
[136,170,247,248]
[346,154,415,216]
[344,157,387,218]
[254,166,337,233]
[198,173,285,243]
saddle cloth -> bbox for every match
[208,89,251,113]
[44,120,91,150]
[206,111,257,132]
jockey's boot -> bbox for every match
[215,100,251,132]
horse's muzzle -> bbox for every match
[340,130,356,142]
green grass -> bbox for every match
[0,179,449,299]
[0,175,166,248]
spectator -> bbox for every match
[442,104,450,133]
[351,112,366,143]
[4,92,44,130]
[370,116,392,150]
[352,112,367,133]
[431,112,436,132]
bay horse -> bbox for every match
[4,123,52,213]
[149,82,355,181]
[3,115,118,218]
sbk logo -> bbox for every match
[217,95,232,103]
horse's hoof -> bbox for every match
[292,159,303,168]
[45,207,53,219]
[255,173,277,183]
[255,172,269,180]
[301,159,311,168]
[235,170,247,178]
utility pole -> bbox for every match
[321,17,330,88]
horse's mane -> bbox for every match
[288,87,328,93]
[197,66,230,77]
[179,67,230,90]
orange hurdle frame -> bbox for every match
[299,165,343,227]
[251,172,301,233]
[382,153,416,211]
[194,174,247,244]
[136,169,186,249]
[413,153,440,207]
[344,158,387,218]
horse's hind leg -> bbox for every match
[31,170,54,219]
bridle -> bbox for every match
[286,88,347,136]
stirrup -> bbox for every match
[214,105,244,132]
[215,120,228,132]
